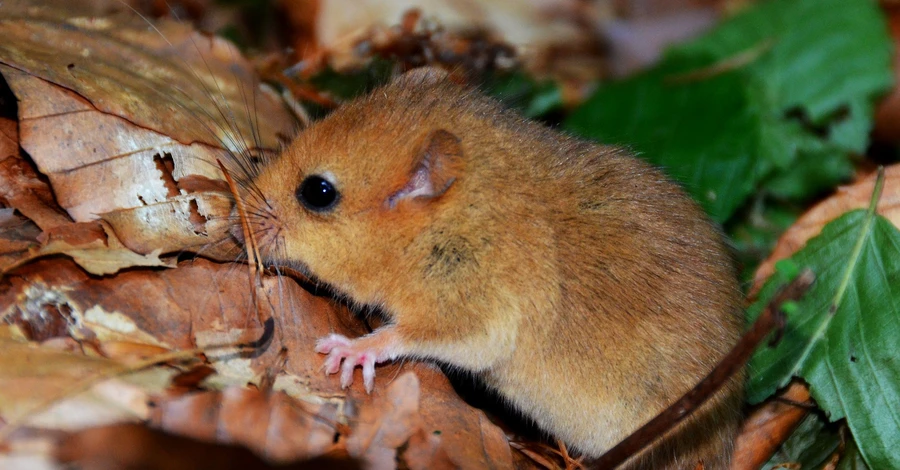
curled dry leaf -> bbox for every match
[1,220,176,277]
[0,114,71,231]
[6,239,171,278]
[0,8,295,259]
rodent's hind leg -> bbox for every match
[315,326,403,393]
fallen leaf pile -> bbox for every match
[0,3,516,469]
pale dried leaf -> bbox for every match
[0,337,152,429]
[42,240,172,276]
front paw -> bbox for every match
[315,333,379,393]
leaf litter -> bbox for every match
[0,6,512,468]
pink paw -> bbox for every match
[315,333,379,393]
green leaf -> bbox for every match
[746,208,900,468]
[763,145,856,201]
[565,0,892,222]
[566,58,776,221]
[775,258,801,282]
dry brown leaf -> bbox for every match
[415,367,515,469]
[54,422,363,470]
[0,115,71,231]
[2,221,176,278]
[5,239,172,277]
[0,8,296,260]
[0,64,240,260]
[0,257,262,351]
[1,255,516,468]
[0,335,157,432]
[37,222,107,248]
[874,6,900,142]
[100,191,239,260]
[0,9,292,152]
[401,427,453,470]
[346,371,421,467]
[151,387,343,463]
[731,382,812,470]
[0,209,41,268]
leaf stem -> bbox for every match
[830,166,884,314]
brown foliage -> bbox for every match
[0,7,515,469]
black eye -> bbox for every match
[296,175,340,212]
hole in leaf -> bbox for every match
[187,199,207,236]
[153,152,179,198]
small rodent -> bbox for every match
[242,67,744,468]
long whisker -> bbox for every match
[117,0,291,201]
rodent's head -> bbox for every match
[240,68,468,300]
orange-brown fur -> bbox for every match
[245,68,744,468]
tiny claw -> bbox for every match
[323,352,344,375]
[362,354,376,393]
[340,354,357,389]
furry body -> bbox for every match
[247,69,744,468]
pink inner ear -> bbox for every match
[386,164,437,209]
[386,130,462,209]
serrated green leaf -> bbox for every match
[565,0,892,222]
[746,209,900,468]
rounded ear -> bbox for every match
[394,66,449,87]
[386,129,463,209]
